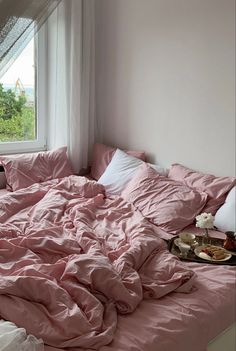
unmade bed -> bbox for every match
[0,176,235,351]
[0,146,235,351]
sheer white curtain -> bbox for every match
[0,0,62,78]
[46,0,95,173]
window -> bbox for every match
[0,31,46,154]
[0,39,36,142]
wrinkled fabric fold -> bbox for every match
[0,175,196,349]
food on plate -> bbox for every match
[201,245,227,260]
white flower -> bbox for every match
[196,212,214,229]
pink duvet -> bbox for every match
[0,176,196,350]
[0,188,8,197]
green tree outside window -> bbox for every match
[0,83,35,142]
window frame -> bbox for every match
[0,27,47,155]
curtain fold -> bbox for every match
[0,0,62,78]
[46,0,96,173]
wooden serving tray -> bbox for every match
[167,235,236,266]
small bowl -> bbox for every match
[179,232,196,245]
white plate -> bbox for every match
[194,245,232,262]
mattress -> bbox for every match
[99,247,236,351]
[0,177,235,351]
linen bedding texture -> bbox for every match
[97,147,235,234]
[168,163,236,215]
[0,175,196,350]
[98,148,167,195]
[121,163,208,234]
[90,142,146,180]
[0,146,73,191]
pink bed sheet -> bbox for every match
[0,177,235,351]
[97,224,236,351]
[0,176,197,350]
[0,188,8,197]
[97,259,235,351]
[45,236,236,351]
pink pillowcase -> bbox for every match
[168,163,236,215]
[122,164,207,234]
[0,147,73,191]
[90,143,146,180]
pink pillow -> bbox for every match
[0,147,73,191]
[122,164,207,234]
[90,143,146,180]
[168,163,236,215]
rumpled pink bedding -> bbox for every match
[98,260,236,351]
[0,188,8,197]
[0,176,196,350]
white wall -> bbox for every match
[95,0,235,176]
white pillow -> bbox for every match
[98,149,167,195]
[214,186,236,232]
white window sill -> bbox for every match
[0,140,47,155]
